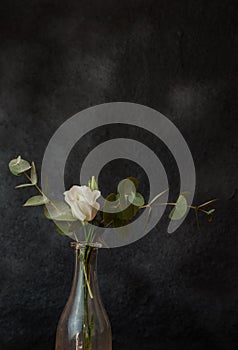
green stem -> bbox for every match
[23,171,60,213]
[74,232,79,242]
[82,247,94,350]
[84,246,94,350]
[139,201,207,229]
[24,172,45,197]
[82,259,94,299]
[82,222,88,242]
[88,225,95,243]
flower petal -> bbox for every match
[77,200,95,221]
[71,204,86,221]
[63,184,100,222]
[83,188,101,206]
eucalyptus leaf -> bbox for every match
[207,209,215,215]
[103,192,139,227]
[115,191,139,225]
[44,201,77,221]
[127,177,138,190]
[128,192,145,207]
[118,178,136,197]
[30,161,37,185]
[207,209,215,223]
[54,223,74,236]
[9,156,31,176]
[169,194,188,221]
[15,183,35,189]
[24,195,49,206]
[120,203,139,223]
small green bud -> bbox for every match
[91,176,98,190]
[88,176,98,191]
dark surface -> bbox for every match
[0,0,238,349]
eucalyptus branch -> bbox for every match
[139,193,218,229]
[23,171,61,213]
[9,157,219,238]
[23,171,46,197]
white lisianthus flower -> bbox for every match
[64,185,101,222]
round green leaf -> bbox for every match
[24,195,49,206]
[118,178,136,197]
[128,192,145,207]
[9,156,31,176]
[54,223,74,236]
[169,194,188,221]
[44,200,77,221]
[207,209,215,222]
[127,177,138,189]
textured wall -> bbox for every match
[0,0,238,349]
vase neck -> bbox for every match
[71,243,100,299]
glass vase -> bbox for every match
[55,242,112,350]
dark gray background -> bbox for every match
[0,0,238,349]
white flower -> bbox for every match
[64,185,101,222]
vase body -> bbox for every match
[55,242,112,350]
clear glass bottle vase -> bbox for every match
[55,242,112,350]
